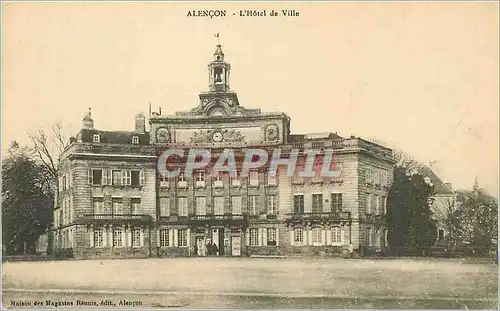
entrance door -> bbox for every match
[196,237,206,256]
[231,236,241,256]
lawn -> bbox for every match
[2,257,498,309]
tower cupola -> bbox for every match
[208,43,231,92]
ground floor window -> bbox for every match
[267,228,277,246]
[332,227,342,245]
[312,228,322,246]
[113,228,123,247]
[132,229,141,248]
[249,228,259,246]
[294,227,304,244]
[94,228,104,248]
[178,229,187,247]
[160,229,169,247]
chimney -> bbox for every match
[135,112,146,134]
[82,108,94,129]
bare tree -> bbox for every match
[367,137,423,174]
[28,122,71,197]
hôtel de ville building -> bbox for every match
[53,43,395,259]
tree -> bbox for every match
[2,143,53,255]
[387,167,437,256]
[28,123,71,198]
[452,181,498,255]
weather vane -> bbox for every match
[214,33,220,45]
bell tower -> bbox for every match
[208,44,231,92]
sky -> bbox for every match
[2,2,498,196]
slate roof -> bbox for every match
[79,129,150,145]
[418,165,455,195]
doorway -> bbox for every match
[231,236,241,256]
[211,228,225,256]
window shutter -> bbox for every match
[186,229,190,248]
[367,194,371,214]
[341,228,346,245]
[262,228,267,246]
[307,230,313,246]
[290,230,294,246]
[173,229,178,247]
[88,169,93,185]
[108,170,113,185]
[140,170,145,186]
[89,229,94,247]
[245,228,250,246]
[156,230,160,247]
[168,230,173,247]
[139,229,144,247]
[121,171,127,185]
[326,228,332,245]
[321,229,326,246]
[102,229,107,247]
[102,170,107,185]
[276,228,279,246]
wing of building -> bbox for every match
[419,165,457,245]
[53,44,395,259]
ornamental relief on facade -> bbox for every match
[189,129,246,143]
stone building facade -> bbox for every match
[52,44,394,259]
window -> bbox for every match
[178,171,187,188]
[131,198,141,214]
[93,134,100,143]
[381,196,386,215]
[178,198,188,217]
[249,171,259,186]
[312,194,323,213]
[195,171,205,187]
[112,198,123,214]
[178,229,187,247]
[62,176,67,191]
[132,136,139,144]
[160,229,169,247]
[131,170,141,186]
[249,228,259,246]
[294,227,304,244]
[213,173,224,188]
[113,228,123,247]
[375,170,381,185]
[214,197,224,215]
[132,229,141,248]
[367,227,373,246]
[231,196,242,215]
[112,170,121,185]
[293,165,304,184]
[381,229,387,247]
[160,197,170,217]
[196,197,206,215]
[91,169,103,186]
[371,194,378,215]
[94,228,104,248]
[249,195,259,215]
[331,193,342,213]
[93,197,104,214]
[366,194,372,214]
[231,172,241,187]
[160,172,169,188]
[267,228,277,246]
[312,227,322,246]
[294,195,304,214]
[267,173,277,186]
[267,195,277,215]
[332,227,342,245]
[121,170,131,185]
[366,168,373,184]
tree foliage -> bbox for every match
[2,143,53,255]
[387,167,437,255]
